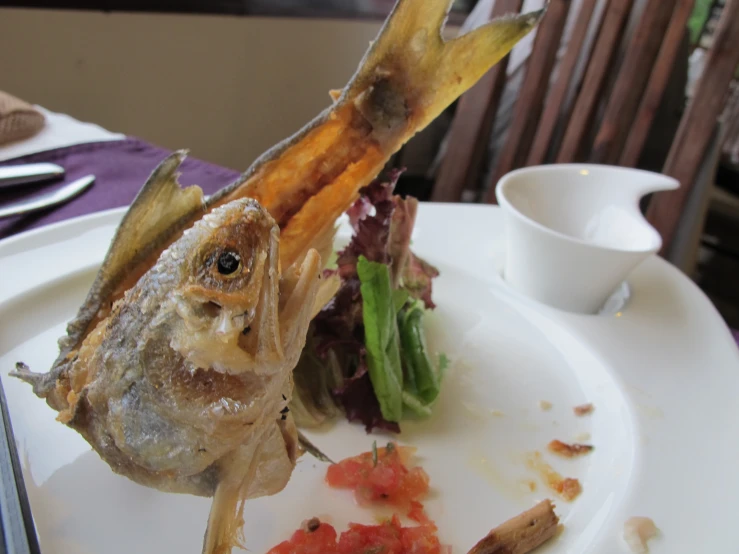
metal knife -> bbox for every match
[0,175,95,219]
[0,374,42,554]
[0,163,65,189]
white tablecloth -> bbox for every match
[0,106,124,162]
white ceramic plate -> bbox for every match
[1,204,738,554]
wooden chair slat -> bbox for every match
[556,0,635,163]
[590,0,678,164]
[619,0,696,168]
[430,0,523,202]
[484,0,572,203]
[527,0,599,166]
[647,0,739,256]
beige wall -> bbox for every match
[0,8,384,170]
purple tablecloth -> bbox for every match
[0,137,241,240]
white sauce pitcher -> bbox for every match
[496,164,679,314]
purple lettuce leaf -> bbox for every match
[333,357,401,434]
[402,252,440,310]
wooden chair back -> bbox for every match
[431,0,739,257]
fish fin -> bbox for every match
[202,473,247,554]
[46,152,205,396]
[9,361,57,400]
[203,421,297,554]
[297,430,335,464]
[311,221,339,272]
[311,273,340,320]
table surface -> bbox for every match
[0,108,242,240]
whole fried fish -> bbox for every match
[11,1,544,552]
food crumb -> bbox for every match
[547,440,594,458]
[462,401,489,421]
[302,517,321,532]
[574,403,594,416]
[518,479,537,493]
[490,409,505,417]
[559,478,582,501]
[575,432,591,442]
[623,517,658,553]
[539,400,553,411]
[525,452,582,502]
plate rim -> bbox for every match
[2,203,739,554]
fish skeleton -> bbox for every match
[11,0,543,552]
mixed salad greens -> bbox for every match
[290,171,447,433]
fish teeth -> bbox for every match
[215,312,234,341]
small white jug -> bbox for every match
[496,164,679,314]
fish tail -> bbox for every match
[215,0,544,268]
[341,0,545,148]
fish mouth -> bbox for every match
[202,301,222,318]
[199,302,253,333]
[185,299,256,344]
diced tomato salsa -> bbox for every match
[267,443,445,554]
[326,442,430,516]
[266,516,443,554]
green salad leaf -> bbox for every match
[399,302,440,406]
[357,256,404,422]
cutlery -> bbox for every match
[0,175,95,219]
[0,163,65,189]
[0,375,42,553]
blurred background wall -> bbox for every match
[0,8,384,170]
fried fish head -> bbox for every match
[32,199,319,499]
[165,199,280,376]
[155,198,320,379]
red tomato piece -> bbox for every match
[267,517,443,554]
[400,524,443,554]
[337,517,404,554]
[407,501,434,528]
[266,520,339,554]
[326,443,430,512]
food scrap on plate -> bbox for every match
[526,452,582,502]
[623,517,659,554]
[547,439,594,458]
[573,403,594,416]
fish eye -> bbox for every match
[216,250,242,276]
